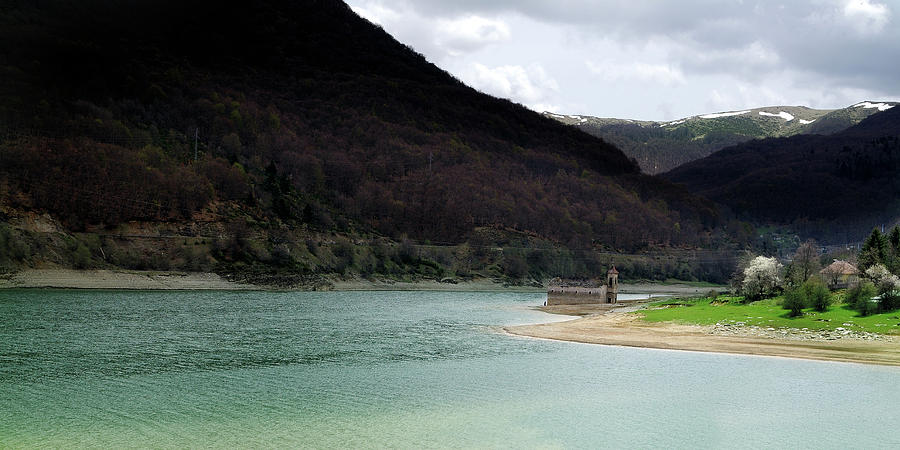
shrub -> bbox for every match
[859,296,879,317]
[71,242,92,269]
[332,238,356,274]
[782,288,805,317]
[802,279,831,312]
[305,239,320,257]
[846,281,878,316]
[877,283,900,313]
[865,264,900,312]
[398,237,417,264]
[502,252,528,280]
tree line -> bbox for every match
[735,229,900,317]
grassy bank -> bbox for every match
[640,296,900,335]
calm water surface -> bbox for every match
[1,289,899,448]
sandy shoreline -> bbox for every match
[0,269,547,291]
[329,278,545,292]
[0,269,550,292]
[0,269,259,290]
[7,269,894,366]
[506,310,900,366]
[0,268,716,293]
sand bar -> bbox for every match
[0,269,258,290]
[1,269,710,293]
[506,310,900,366]
[0,269,546,291]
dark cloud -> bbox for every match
[366,0,899,95]
[348,0,899,118]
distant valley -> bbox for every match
[545,102,896,174]
[662,105,900,244]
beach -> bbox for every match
[0,269,258,290]
[14,269,892,366]
[505,308,900,366]
[0,269,545,291]
[0,268,712,293]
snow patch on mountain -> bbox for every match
[799,119,816,125]
[759,111,795,121]
[661,119,686,127]
[699,110,750,119]
[853,102,894,111]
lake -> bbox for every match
[2,289,899,448]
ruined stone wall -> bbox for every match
[546,286,609,305]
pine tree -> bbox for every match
[859,228,888,271]
[887,226,900,273]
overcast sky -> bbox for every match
[346,0,900,121]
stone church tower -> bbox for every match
[606,266,619,303]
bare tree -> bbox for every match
[821,264,842,290]
[790,239,820,284]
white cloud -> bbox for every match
[346,0,900,120]
[349,1,512,61]
[843,0,891,34]
[683,41,780,77]
[586,60,686,86]
[703,80,789,114]
[461,63,561,111]
[349,2,401,26]
[435,16,511,56]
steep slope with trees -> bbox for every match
[546,103,895,174]
[663,107,900,244]
[0,0,728,284]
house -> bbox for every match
[819,260,859,289]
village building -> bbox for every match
[546,266,619,306]
[820,260,859,289]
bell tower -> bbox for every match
[606,266,619,303]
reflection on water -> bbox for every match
[2,289,899,448]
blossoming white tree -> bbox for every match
[864,264,900,289]
[864,264,900,312]
[741,256,783,300]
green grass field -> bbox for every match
[639,296,900,335]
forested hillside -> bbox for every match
[547,103,894,174]
[0,0,732,284]
[663,107,900,244]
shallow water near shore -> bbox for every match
[2,289,900,448]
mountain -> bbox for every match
[662,106,900,244]
[545,102,896,174]
[0,0,727,284]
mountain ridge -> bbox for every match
[0,0,733,284]
[545,101,896,174]
[662,105,900,244]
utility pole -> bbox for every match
[428,151,433,174]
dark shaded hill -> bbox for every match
[662,107,900,244]
[0,0,727,282]
[546,103,894,174]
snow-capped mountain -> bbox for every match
[544,101,897,174]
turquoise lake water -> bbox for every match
[2,289,900,448]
